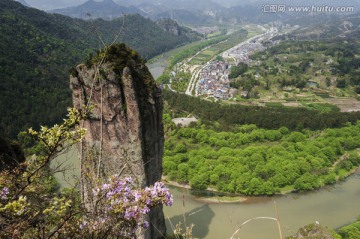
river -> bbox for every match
[148,58,166,80]
[147,42,184,79]
[164,175,360,239]
[53,148,360,239]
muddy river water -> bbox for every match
[164,174,360,239]
[54,148,360,239]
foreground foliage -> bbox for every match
[0,108,173,238]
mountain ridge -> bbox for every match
[51,0,140,20]
[0,0,198,138]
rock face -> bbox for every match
[156,19,182,35]
[156,18,199,38]
[70,44,165,239]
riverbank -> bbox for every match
[163,165,360,204]
[164,178,249,203]
[164,173,360,239]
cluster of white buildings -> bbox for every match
[195,34,270,100]
[222,27,279,65]
[193,25,292,100]
[224,42,266,65]
[196,61,234,100]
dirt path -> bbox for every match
[325,98,360,112]
[172,117,198,127]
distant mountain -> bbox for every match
[0,0,199,138]
[136,2,170,16]
[51,0,226,23]
[258,0,360,7]
[50,0,217,24]
[224,5,285,24]
[51,0,140,20]
[156,18,200,39]
[115,0,224,11]
[154,9,215,25]
[159,0,225,12]
[211,0,258,7]
[138,0,290,25]
[14,0,31,7]
[114,0,144,7]
[147,0,226,24]
[217,0,360,7]
[50,0,358,25]
[283,12,360,40]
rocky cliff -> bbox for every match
[156,18,200,39]
[156,18,183,36]
[70,44,165,239]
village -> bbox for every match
[195,26,280,100]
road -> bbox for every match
[183,25,285,97]
[185,66,202,95]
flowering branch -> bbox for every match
[81,176,173,238]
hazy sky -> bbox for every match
[26,0,88,10]
[24,0,256,10]
[24,0,360,11]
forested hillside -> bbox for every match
[163,120,360,195]
[163,90,360,131]
[0,0,198,138]
[162,91,360,195]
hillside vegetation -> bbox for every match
[337,216,360,239]
[0,0,198,138]
[163,90,360,131]
[162,87,360,195]
[163,115,360,195]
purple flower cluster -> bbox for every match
[102,177,173,222]
[83,177,173,237]
[144,182,173,207]
[0,187,9,200]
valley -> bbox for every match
[147,14,360,237]
[155,21,360,113]
[2,0,360,238]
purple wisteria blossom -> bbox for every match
[0,187,9,200]
[81,176,173,238]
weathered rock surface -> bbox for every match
[156,18,199,40]
[156,18,182,35]
[70,44,165,239]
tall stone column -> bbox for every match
[70,44,165,239]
